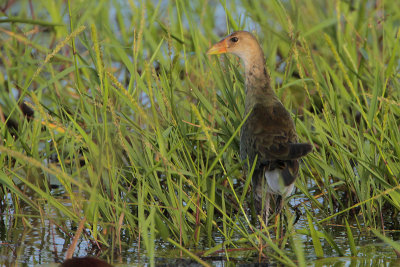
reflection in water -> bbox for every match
[61,257,113,267]
[1,198,399,266]
[0,0,397,266]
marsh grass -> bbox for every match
[0,0,399,265]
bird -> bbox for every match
[207,31,312,223]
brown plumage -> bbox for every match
[207,31,312,222]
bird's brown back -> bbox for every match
[241,98,312,189]
[240,100,297,165]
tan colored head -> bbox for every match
[207,31,265,71]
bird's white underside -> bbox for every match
[265,170,294,196]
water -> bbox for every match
[1,0,396,266]
[1,190,399,266]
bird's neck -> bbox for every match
[243,52,276,110]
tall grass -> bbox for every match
[0,0,399,265]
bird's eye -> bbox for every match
[230,37,239,43]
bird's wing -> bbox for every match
[243,102,311,162]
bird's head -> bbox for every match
[207,31,264,69]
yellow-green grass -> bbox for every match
[0,0,399,265]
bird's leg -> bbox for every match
[279,199,284,244]
[250,190,258,225]
[264,192,271,225]
[279,197,284,234]
[275,195,284,215]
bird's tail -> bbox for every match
[287,143,313,159]
[281,160,299,186]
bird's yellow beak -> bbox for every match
[207,39,227,55]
